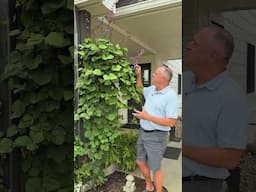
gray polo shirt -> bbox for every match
[140,85,178,132]
[182,70,248,179]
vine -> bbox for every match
[74,37,141,190]
[0,0,73,191]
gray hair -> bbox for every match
[209,25,234,63]
[161,64,173,82]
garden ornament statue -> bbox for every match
[123,174,136,192]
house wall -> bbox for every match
[165,59,182,117]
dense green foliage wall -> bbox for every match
[74,38,141,190]
[0,0,74,191]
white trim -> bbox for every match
[75,0,182,17]
[102,0,118,13]
[115,0,181,18]
[75,0,117,14]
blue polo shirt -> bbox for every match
[140,85,178,132]
[182,70,249,179]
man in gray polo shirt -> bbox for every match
[133,64,178,192]
[182,25,249,192]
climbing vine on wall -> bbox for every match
[0,0,74,191]
[74,37,141,190]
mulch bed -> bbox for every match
[96,171,168,192]
[240,154,256,192]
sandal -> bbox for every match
[143,188,155,192]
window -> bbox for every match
[178,74,181,95]
[247,43,255,93]
[210,20,224,28]
[125,63,151,128]
[75,9,90,43]
[116,0,148,8]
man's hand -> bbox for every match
[133,64,143,88]
[134,64,141,76]
[132,108,151,120]
[132,107,176,127]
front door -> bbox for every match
[126,63,151,128]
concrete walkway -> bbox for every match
[163,140,182,192]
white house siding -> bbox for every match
[165,59,182,117]
[210,11,256,143]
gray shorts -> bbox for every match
[136,129,168,171]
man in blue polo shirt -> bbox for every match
[132,64,178,192]
[182,25,249,192]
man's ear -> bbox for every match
[210,50,218,60]
[211,48,224,62]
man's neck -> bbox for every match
[195,68,226,85]
[155,84,168,91]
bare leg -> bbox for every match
[153,169,163,192]
[136,160,154,190]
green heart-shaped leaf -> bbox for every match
[93,69,102,75]
[11,100,26,119]
[0,138,12,153]
[6,125,18,137]
[18,113,34,129]
[30,130,44,144]
[45,32,66,47]
[30,68,52,85]
[102,54,114,60]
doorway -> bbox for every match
[123,63,151,128]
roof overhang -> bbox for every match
[75,0,182,59]
[75,0,118,15]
